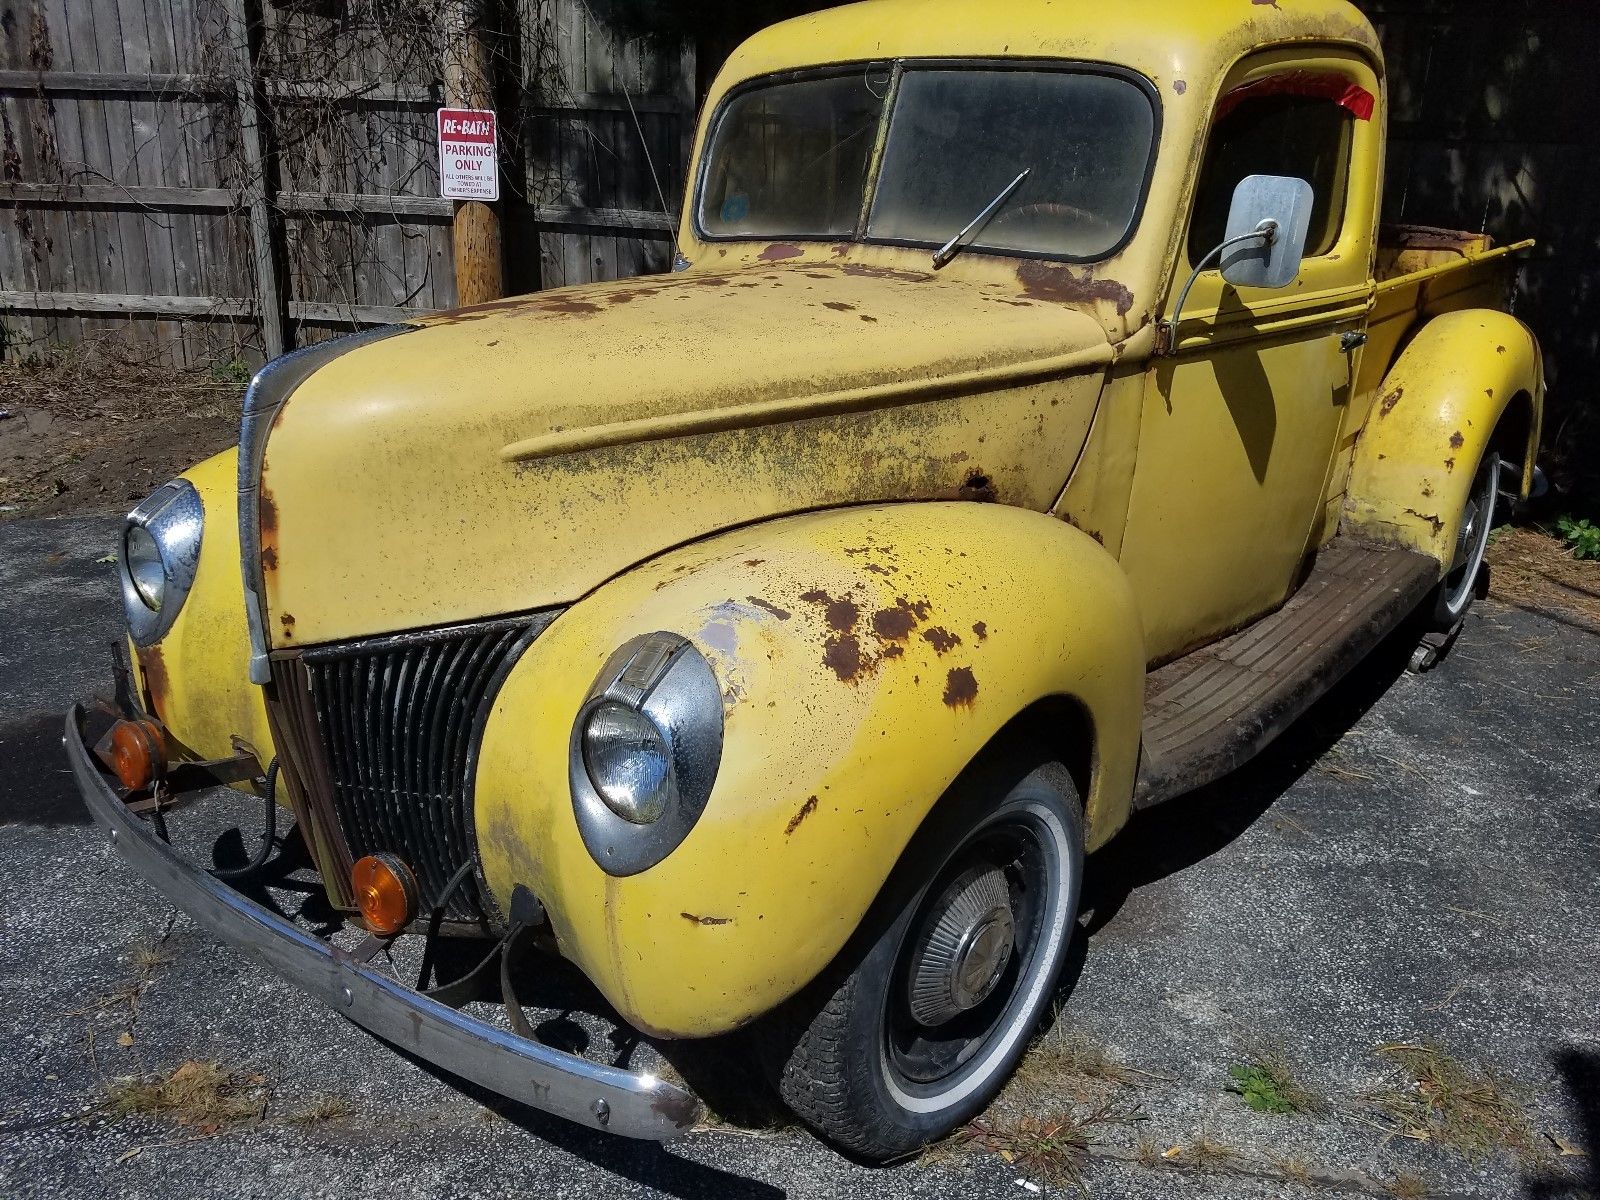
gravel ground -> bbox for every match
[2,515,1597,1199]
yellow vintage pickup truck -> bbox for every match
[67,0,1541,1160]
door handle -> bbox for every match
[1339,329,1368,354]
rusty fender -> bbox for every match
[471,502,1145,1039]
[1344,309,1543,567]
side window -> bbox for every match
[1187,75,1360,268]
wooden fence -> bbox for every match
[0,0,695,366]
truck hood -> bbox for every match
[258,258,1117,647]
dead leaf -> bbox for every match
[116,1147,143,1165]
[96,554,117,564]
[116,1032,134,1048]
[1547,1133,1587,1157]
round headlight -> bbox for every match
[569,632,724,876]
[120,479,204,646]
[582,700,672,824]
[125,524,165,611]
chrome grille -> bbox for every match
[290,616,540,923]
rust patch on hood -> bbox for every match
[972,621,988,641]
[800,589,860,633]
[922,626,961,654]
[821,634,866,682]
[870,597,930,642]
[759,243,802,261]
[785,794,820,836]
[840,262,930,284]
[942,666,979,708]
[823,301,856,312]
[1378,386,1404,417]
[1450,430,1465,449]
[539,297,605,316]
[1016,261,1134,315]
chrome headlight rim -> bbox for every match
[120,479,204,646]
[569,631,723,877]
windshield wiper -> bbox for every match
[931,168,1032,269]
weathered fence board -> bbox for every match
[2,0,698,366]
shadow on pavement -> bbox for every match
[394,1039,789,1200]
[0,711,95,826]
[1075,617,1419,941]
[1524,1046,1600,1199]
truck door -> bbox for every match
[1117,52,1383,663]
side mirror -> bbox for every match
[1161,173,1316,353]
[1219,174,1313,289]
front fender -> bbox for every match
[472,502,1145,1038]
[1344,309,1543,565]
[127,448,275,772]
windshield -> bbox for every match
[697,63,1157,262]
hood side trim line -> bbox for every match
[498,335,1125,464]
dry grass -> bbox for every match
[106,1061,268,1132]
[1009,1025,1169,1111]
[1179,1132,1239,1170]
[1275,1155,1313,1185]
[285,1095,352,1126]
[940,1101,1143,1191]
[128,940,174,976]
[1386,1170,1435,1199]
[1486,525,1600,630]
[1370,1044,1541,1163]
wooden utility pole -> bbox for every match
[443,0,504,306]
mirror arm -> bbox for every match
[1158,219,1279,355]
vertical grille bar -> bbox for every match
[275,616,542,924]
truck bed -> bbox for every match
[1360,225,1533,396]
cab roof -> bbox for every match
[717,0,1380,96]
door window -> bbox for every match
[1187,73,1365,267]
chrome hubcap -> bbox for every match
[906,865,1016,1027]
[1456,500,1480,568]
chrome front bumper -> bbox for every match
[63,706,701,1141]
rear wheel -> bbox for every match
[770,745,1084,1161]
[1431,450,1500,629]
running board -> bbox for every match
[1134,538,1439,809]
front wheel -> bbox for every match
[1431,449,1500,629]
[769,745,1084,1161]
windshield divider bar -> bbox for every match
[854,60,902,242]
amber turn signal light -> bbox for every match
[351,853,420,936]
[102,718,166,791]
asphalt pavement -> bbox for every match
[2,515,1597,1199]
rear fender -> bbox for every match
[1344,310,1543,565]
[471,502,1145,1037]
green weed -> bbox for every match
[1226,1056,1313,1115]
[1555,515,1600,560]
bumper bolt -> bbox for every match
[592,1098,610,1126]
